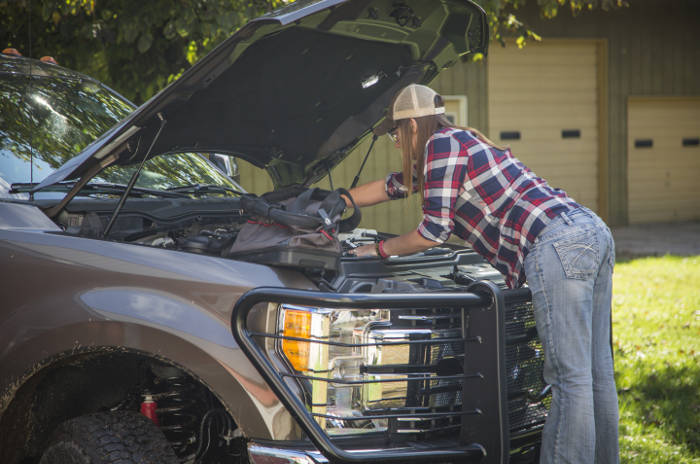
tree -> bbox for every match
[1,0,627,104]
[0,0,286,103]
[479,0,628,48]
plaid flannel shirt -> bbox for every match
[385,127,579,288]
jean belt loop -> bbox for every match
[561,210,574,226]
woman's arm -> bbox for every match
[345,179,390,207]
[350,229,439,257]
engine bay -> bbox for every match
[51,196,246,252]
[44,194,505,294]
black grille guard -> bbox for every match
[231,282,530,463]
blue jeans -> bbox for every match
[523,207,619,464]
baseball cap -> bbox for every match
[373,84,445,135]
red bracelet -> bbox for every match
[377,240,389,259]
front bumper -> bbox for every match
[247,442,328,464]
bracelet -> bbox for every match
[377,240,389,259]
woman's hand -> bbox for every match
[348,243,378,257]
[347,231,440,258]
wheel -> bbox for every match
[39,411,178,464]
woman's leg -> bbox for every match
[524,211,603,463]
[592,220,620,463]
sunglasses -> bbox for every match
[388,126,398,143]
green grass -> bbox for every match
[613,255,700,463]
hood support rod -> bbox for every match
[102,113,167,238]
[350,133,378,189]
[43,152,118,219]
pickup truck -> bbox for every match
[0,1,548,462]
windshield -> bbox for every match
[98,152,241,193]
[1,69,243,198]
[0,72,133,186]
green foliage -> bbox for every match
[475,0,628,50]
[0,0,285,103]
[612,255,700,463]
[1,0,628,101]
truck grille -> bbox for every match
[357,307,467,438]
[505,301,550,436]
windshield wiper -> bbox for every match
[11,181,189,199]
[91,182,191,198]
[166,183,245,196]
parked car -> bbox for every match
[0,1,549,463]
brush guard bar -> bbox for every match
[231,281,524,463]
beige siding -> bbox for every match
[236,159,274,195]
[487,41,601,211]
[627,98,700,223]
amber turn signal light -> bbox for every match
[281,309,311,372]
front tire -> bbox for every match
[39,411,178,464]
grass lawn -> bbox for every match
[613,255,700,463]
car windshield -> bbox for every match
[0,69,242,198]
[96,152,240,193]
[0,72,132,186]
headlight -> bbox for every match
[277,304,461,436]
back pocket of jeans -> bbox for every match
[552,232,599,280]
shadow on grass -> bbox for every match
[614,253,642,265]
[613,252,690,264]
[618,362,700,452]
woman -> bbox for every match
[348,84,619,463]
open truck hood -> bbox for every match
[35,0,487,192]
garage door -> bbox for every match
[488,41,601,212]
[628,98,700,223]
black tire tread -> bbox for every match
[40,411,178,464]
